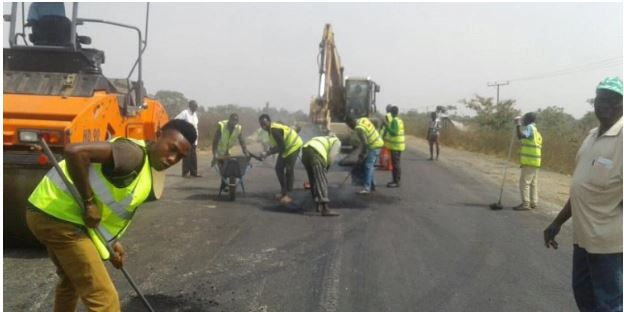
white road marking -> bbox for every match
[319,221,344,312]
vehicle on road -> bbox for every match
[3,3,168,246]
[307,24,381,154]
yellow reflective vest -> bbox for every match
[383,117,405,152]
[217,120,242,156]
[303,136,340,168]
[28,138,153,260]
[356,117,384,150]
[520,124,542,168]
[380,113,393,138]
[268,123,303,158]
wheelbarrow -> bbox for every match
[215,155,252,201]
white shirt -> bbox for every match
[570,117,623,253]
[174,109,199,143]
[428,118,441,135]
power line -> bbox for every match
[487,81,509,104]
[507,56,623,82]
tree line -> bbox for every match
[151,89,599,174]
[151,90,308,148]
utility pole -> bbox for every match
[487,81,509,104]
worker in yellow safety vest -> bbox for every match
[26,119,196,311]
[301,135,342,216]
[379,104,393,138]
[514,112,542,210]
[346,115,384,194]
[258,114,303,205]
[383,105,405,188]
[211,113,249,193]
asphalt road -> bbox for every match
[4,147,576,312]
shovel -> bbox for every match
[247,151,263,162]
[338,171,352,188]
[38,138,156,312]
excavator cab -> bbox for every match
[344,78,380,120]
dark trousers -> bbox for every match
[182,145,198,176]
[276,149,300,196]
[302,147,329,203]
[390,151,401,183]
[428,134,440,158]
[572,244,623,312]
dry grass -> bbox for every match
[404,119,590,175]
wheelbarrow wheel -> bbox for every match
[229,176,237,201]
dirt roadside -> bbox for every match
[404,135,571,216]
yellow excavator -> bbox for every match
[3,3,169,246]
[308,24,381,163]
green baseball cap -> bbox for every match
[596,76,623,96]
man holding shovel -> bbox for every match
[26,119,196,311]
[257,114,303,205]
[301,135,342,216]
[346,115,384,194]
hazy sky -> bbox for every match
[4,2,622,118]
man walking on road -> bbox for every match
[427,112,441,160]
[346,115,384,194]
[384,105,405,188]
[26,119,196,312]
[301,135,342,216]
[212,113,249,192]
[543,77,623,312]
[258,114,303,205]
[514,112,542,211]
[175,100,201,177]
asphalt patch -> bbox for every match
[261,204,305,214]
[122,294,218,312]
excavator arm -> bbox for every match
[310,24,345,133]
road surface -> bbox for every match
[4,145,576,311]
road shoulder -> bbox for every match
[404,135,571,216]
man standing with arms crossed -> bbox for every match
[175,100,201,177]
[26,119,196,311]
[258,114,303,205]
[543,77,622,312]
[514,112,542,211]
[384,106,405,188]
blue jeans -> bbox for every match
[363,149,380,191]
[572,244,623,312]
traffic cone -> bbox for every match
[378,148,392,170]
